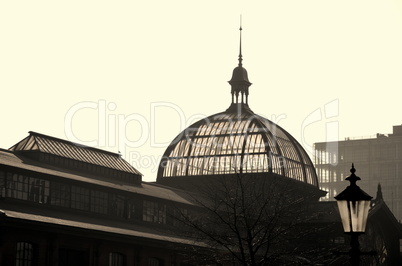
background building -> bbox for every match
[314,125,402,222]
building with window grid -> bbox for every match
[314,125,402,222]
[0,131,205,265]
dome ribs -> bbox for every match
[157,104,318,187]
[157,109,319,187]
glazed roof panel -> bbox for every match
[9,132,142,176]
[158,106,318,187]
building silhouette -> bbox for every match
[0,29,401,265]
[314,125,402,222]
[0,131,206,265]
[157,28,321,198]
[155,28,401,264]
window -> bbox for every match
[143,200,166,224]
[50,182,71,208]
[2,172,49,203]
[7,174,29,200]
[71,186,90,211]
[108,194,125,217]
[332,172,337,183]
[127,199,137,220]
[28,177,49,203]
[319,169,329,183]
[16,242,34,266]
[109,252,125,266]
[90,190,108,214]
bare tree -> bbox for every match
[172,173,329,265]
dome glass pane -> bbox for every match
[158,109,318,187]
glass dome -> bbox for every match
[157,27,318,187]
[157,105,319,187]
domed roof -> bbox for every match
[230,66,250,83]
[157,27,319,187]
[157,105,319,187]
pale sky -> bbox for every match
[1,1,402,181]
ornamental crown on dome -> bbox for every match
[228,25,252,106]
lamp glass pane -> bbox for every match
[350,200,371,232]
[350,201,361,232]
[337,200,371,233]
[337,200,351,232]
[357,200,370,232]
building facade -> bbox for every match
[1,29,401,265]
[314,125,402,222]
[0,132,203,266]
[1,131,401,265]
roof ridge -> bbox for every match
[28,131,121,157]
[8,131,142,176]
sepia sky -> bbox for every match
[1,1,402,181]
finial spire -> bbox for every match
[238,15,243,67]
[228,17,252,108]
[346,163,361,186]
[376,183,383,201]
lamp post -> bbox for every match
[334,164,372,266]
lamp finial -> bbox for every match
[346,163,360,186]
[351,163,356,174]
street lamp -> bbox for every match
[334,164,373,266]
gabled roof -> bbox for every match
[9,131,142,176]
[369,198,402,237]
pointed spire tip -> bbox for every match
[238,17,243,67]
